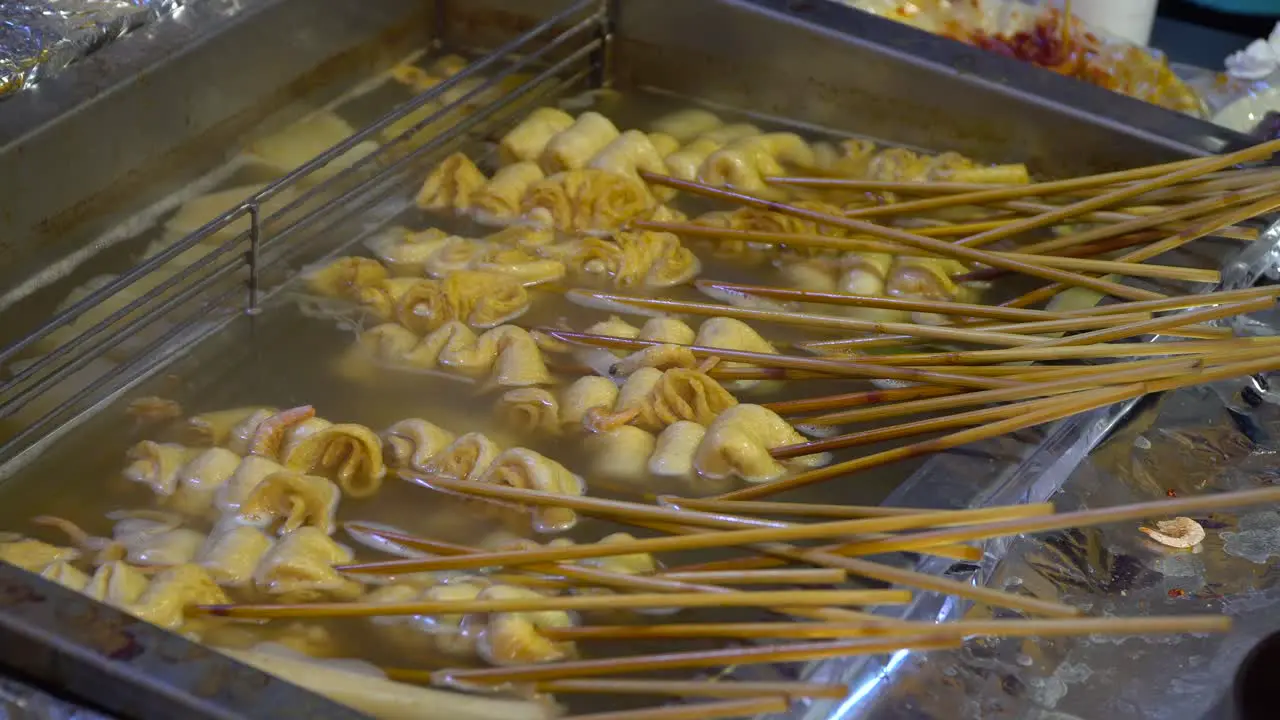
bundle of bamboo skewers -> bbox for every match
[176,141,1280,720]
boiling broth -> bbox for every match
[0,77,1064,715]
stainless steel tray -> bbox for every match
[0,1,1271,718]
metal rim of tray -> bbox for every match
[1,0,1276,718]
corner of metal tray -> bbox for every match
[0,564,366,720]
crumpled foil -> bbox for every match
[0,675,114,720]
[0,1,189,99]
[822,385,1280,720]
[791,222,1280,720]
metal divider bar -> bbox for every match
[0,236,249,418]
[256,14,607,262]
[254,0,604,205]
[0,282,247,466]
[261,64,595,281]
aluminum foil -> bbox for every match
[791,222,1280,720]
[0,1,189,99]
[821,385,1280,719]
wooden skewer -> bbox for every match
[951,230,1170,283]
[541,622,873,641]
[832,485,1280,557]
[769,378,1181,460]
[806,342,1279,386]
[344,523,738,594]
[1050,285,1280,317]
[715,385,1141,501]
[704,279,1220,343]
[962,236,1218,281]
[541,329,1025,390]
[734,351,1280,499]
[570,511,975,566]
[706,367,835,381]
[816,330,1226,355]
[193,588,912,619]
[763,385,960,416]
[1016,181,1280,256]
[808,336,1280,368]
[409,476,778,530]
[342,525,474,556]
[535,678,850,700]
[879,355,1216,383]
[343,523,764,596]
[426,635,962,684]
[660,497,945,520]
[892,359,1163,379]
[1005,193,1280,309]
[1026,296,1273,348]
[995,253,1218,283]
[645,543,922,582]
[1000,355,1223,381]
[553,697,790,720]
[568,290,1050,348]
[940,201,1173,225]
[332,502,1055,575]
[859,168,1263,202]
[540,614,1232,641]
[701,280,1193,339]
[877,312,1180,338]
[481,573,576,590]
[999,196,1154,215]
[708,546,1082,619]
[696,279,1060,321]
[420,480,981,563]
[412,476,1050,537]
[638,171,1165,302]
[762,177,1016,193]
[836,534,979,562]
[348,522,886,625]
[643,522,1081,618]
[791,356,1198,428]
[634,221,906,254]
[659,568,847,585]
[1133,166,1280,201]
[1000,199,1179,224]
[775,392,1115,458]
[911,216,1022,237]
[641,221,1213,283]
[936,225,1182,253]
[769,156,1209,207]
[954,142,1280,248]
[800,311,1230,351]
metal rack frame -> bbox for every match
[0,0,609,470]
